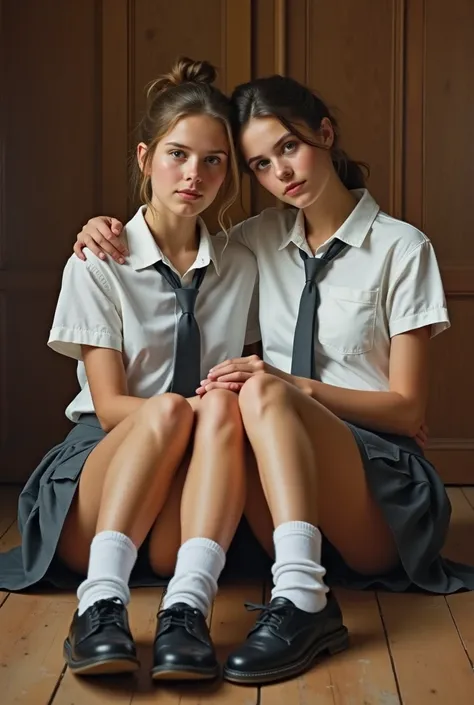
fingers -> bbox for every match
[196,381,243,395]
[73,241,87,261]
[207,363,257,380]
[414,429,428,448]
[209,358,245,374]
[209,354,261,374]
[109,218,124,237]
[75,217,128,263]
[212,372,252,384]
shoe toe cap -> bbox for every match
[226,645,270,673]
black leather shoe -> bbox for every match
[151,602,219,680]
[223,592,349,685]
[63,599,139,675]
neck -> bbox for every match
[303,176,358,253]
[144,204,199,260]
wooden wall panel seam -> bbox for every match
[390,0,405,218]
[305,0,311,88]
[403,0,424,230]
[274,0,286,76]
[0,293,6,445]
[127,0,135,217]
[428,440,474,451]
[0,0,4,269]
[94,0,103,214]
[421,0,427,232]
[224,0,252,215]
[101,0,129,219]
[220,0,227,88]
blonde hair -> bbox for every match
[131,57,240,232]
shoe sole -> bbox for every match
[223,625,349,685]
[64,641,140,676]
[151,664,220,681]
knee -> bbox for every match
[239,373,289,417]
[140,393,193,435]
[199,389,243,436]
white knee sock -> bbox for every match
[77,530,138,616]
[161,537,226,618]
[271,521,328,613]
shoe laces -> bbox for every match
[158,605,200,631]
[245,602,285,632]
[89,599,126,631]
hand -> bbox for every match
[73,216,128,264]
[196,355,269,396]
[414,421,429,449]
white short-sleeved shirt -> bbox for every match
[49,206,259,421]
[229,189,450,392]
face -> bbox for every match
[137,114,229,217]
[240,116,335,208]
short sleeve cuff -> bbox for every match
[389,308,450,339]
[48,325,122,360]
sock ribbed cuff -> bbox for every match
[90,530,137,556]
[274,521,321,543]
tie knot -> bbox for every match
[303,256,327,284]
[175,287,198,314]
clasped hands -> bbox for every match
[196,355,430,450]
[196,354,273,396]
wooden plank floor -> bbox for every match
[1,485,474,704]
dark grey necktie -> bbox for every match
[291,238,348,379]
[153,260,208,397]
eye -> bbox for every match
[170,149,186,159]
[282,140,297,154]
[255,159,270,172]
[205,155,222,166]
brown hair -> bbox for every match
[131,57,240,231]
[231,75,369,189]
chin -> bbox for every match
[290,192,317,208]
[170,202,206,218]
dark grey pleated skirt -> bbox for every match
[0,415,473,594]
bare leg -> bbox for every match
[243,444,274,558]
[60,393,194,676]
[149,388,245,577]
[149,390,246,681]
[224,374,388,684]
[238,374,398,575]
[58,394,194,573]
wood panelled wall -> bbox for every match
[0,0,473,483]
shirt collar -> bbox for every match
[278,188,380,252]
[125,206,221,275]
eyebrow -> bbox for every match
[247,131,293,168]
[165,141,228,156]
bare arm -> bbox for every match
[204,327,430,437]
[291,327,430,436]
[82,345,145,431]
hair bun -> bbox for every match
[146,57,217,100]
[172,57,217,85]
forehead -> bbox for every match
[240,116,288,157]
[161,114,229,149]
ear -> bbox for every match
[319,117,335,149]
[136,142,149,173]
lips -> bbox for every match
[284,181,306,196]
[176,189,203,201]
[178,190,201,196]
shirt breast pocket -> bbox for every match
[318,285,378,355]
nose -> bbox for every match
[184,157,202,184]
[274,159,293,181]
